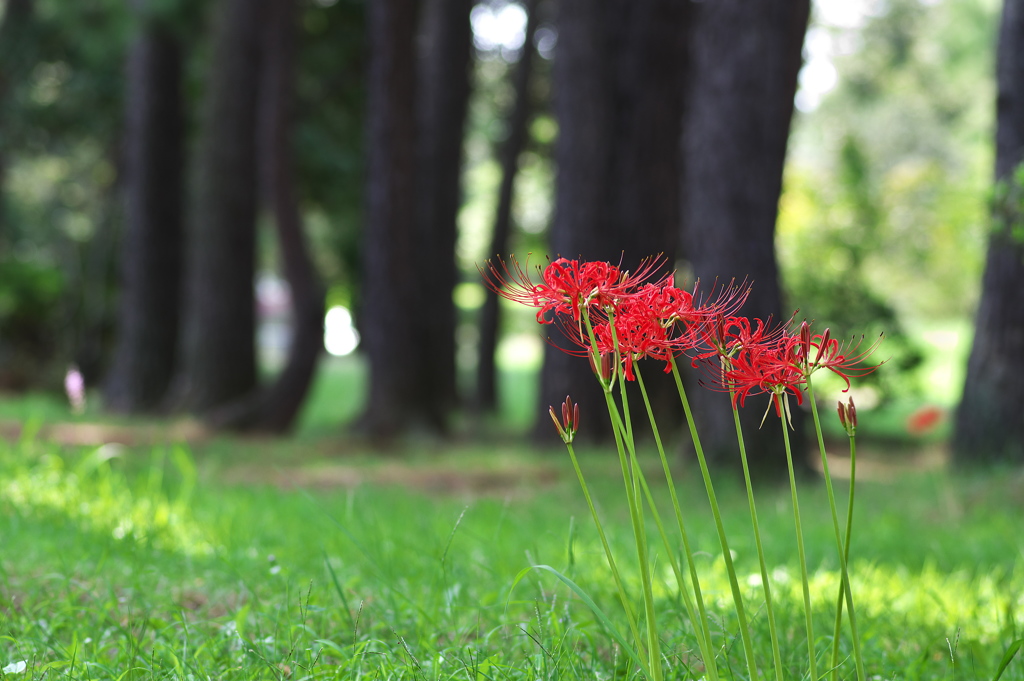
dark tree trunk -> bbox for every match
[680,0,810,480]
[538,0,688,442]
[359,0,425,438]
[953,0,1024,464]
[209,0,325,433]
[477,0,541,412]
[104,7,184,412]
[0,0,35,248]
[170,0,264,414]
[414,0,473,416]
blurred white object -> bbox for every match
[2,660,27,674]
[324,306,359,357]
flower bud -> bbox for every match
[550,396,580,444]
[837,396,857,436]
[814,327,832,366]
[588,350,614,382]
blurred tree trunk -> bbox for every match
[360,0,474,439]
[680,0,810,480]
[953,0,1024,464]
[476,0,540,412]
[538,0,688,442]
[104,5,184,412]
[210,0,325,432]
[414,0,473,416]
[359,0,424,438]
[170,0,264,414]
[0,0,35,248]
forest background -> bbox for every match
[0,0,1020,473]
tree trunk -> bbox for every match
[170,0,264,414]
[953,0,1024,464]
[414,0,473,416]
[359,0,425,439]
[0,0,35,248]
[538,0,688,442]
[104,7,185,412]
[208,0,325,433]
[476,0,541,412]
[680,0,810,480]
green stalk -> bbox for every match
[778,396,817,681]
[580,310,661,680]
[729,401,784,681]
[562,440,646,656]
[829,427,857,681]
[669,357,760,681]
[607,380,663,681]
[806,381,865,681]
[634,366,719,681]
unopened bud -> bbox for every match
[549,406,567,441]
[814,327,832,365]
[588,350,614,382]
[550,396,580,444]
[837,396,857,436]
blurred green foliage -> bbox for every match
[0,0,368,387]
[781,0,999,403]
[0,259,64,389]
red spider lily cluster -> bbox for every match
[483,255,882,417]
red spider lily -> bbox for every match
[573,283,701,381]
[481,255,666,324]
[592,281,746,380]
[723,335,806,418]
[794,321,884,390]
[693,314,792,368]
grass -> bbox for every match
[0,427,1022,679]
[0,347,1021,679]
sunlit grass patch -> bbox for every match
[0,436,213,556]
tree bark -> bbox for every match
[680,0,810,479]
[953,0,1024,464]
[0,0,35,248]
[538,0,688,442]
[414,0,474,416]
[170,0,264,414]
[477,0,541,412]
[359,0,424,439]
[208,0,325,433]
[104,6,184,412]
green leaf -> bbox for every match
[992,638,1023,681]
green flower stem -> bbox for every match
[830,429,857,681]
[669,357,760,681]
[634,366,719,681]
[606,383,663,681]
[728,401,784,681]
[562,440,646,660]
[778,398,817,681]
[581,309,662,680]
[806,382,865,681]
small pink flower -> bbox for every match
[64,365,86,414]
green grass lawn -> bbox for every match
[0,426,1022,680]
